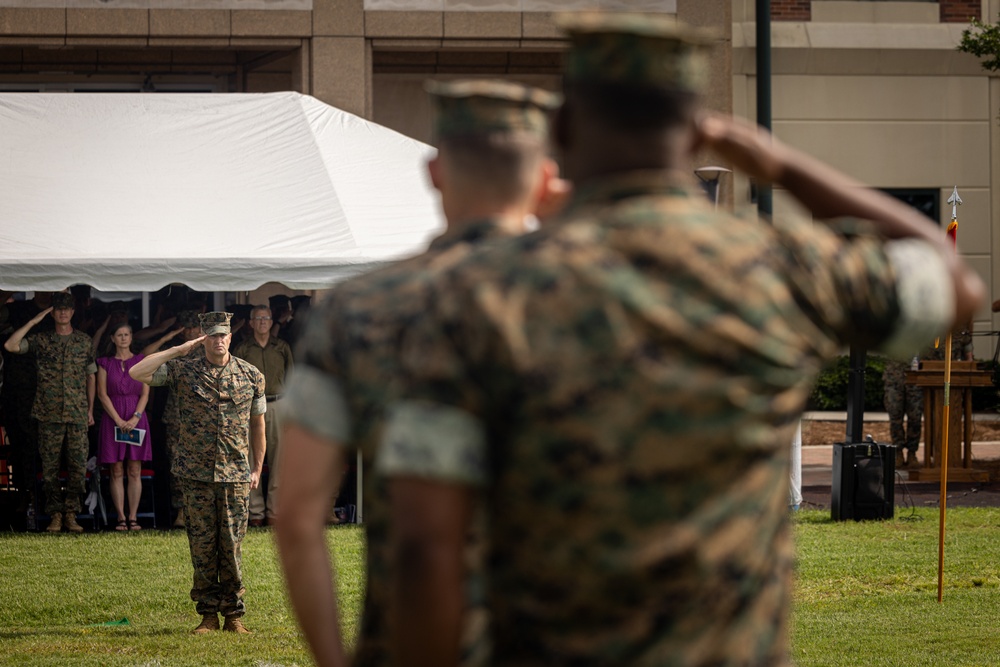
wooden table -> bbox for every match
[904,361,991,482]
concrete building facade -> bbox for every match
[1,0,998,354]
[735,0,997,356]
[0,1,730,142]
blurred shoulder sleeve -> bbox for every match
[282,365,351,445]
[376,270,493,486]
[377,399,488,486]
[281,296,352,445]
[878,238,955,358]
[777,215,951,355]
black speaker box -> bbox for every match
[831,442,895,521]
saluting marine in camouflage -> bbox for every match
[4,291,95,532]
[130,311,265,635]
[376,11,984,667]
[277,79,561,667]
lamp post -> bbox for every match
[694,165,732,210]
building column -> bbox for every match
[311,36,372,118]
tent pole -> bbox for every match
[141,292,150,328]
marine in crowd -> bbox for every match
[4,291,95,533]
[375,12,984,667]
[130,311,265,635]
[0,290,53,519]
[276,79,563,667]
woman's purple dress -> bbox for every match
[97,355,153,464]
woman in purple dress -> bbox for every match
[96,323,152,531]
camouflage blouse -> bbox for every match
[284,219,519,667]
[22,330,96,424]
[378,171,954,666]
[151,353,265,483]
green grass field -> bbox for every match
[0,526,364,667]
[3,510,1000,666]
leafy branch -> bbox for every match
[959,19,1000,72]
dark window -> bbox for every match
[881,188,940,225]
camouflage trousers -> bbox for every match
[884,380,922,453]
[38,421,88,515]
[181,478,250,618]
[164,422,184,510]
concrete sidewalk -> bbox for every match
[801,441,1000,487]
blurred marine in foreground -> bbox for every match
[276,79,563,667]
[376,12,985,667]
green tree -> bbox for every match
[958,19,1000,71]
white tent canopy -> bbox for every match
[0,92,443,292]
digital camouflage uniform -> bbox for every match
[883,358,923,456]
[283,79,559,667]
[16,309,95,515]
[377,13,957,667]
[149,316,265,619]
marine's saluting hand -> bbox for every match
[696,112,786,185]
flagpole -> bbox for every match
[937,185,962,603]
[937,330,952,603]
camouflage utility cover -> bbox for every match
[427,79,560,140]
[25,330,96,423]
[557,11,715,92]
[176,310,200,328]
[150,354,265,483]
[284,219,519,667]
[378,171,955,666]
[51,292,75,309]
[200,311,233,336]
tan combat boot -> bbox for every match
[63,513,84,534]
[222,616,251,634]
[192,614,219,635]
[46,512,63,533]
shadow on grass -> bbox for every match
[0,626,184,640]
[793,511,834,525]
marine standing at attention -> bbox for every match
[276,79,563,667]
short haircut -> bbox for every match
[250,304,271,318]
[564,81,698,132]
[438,132,547,204]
